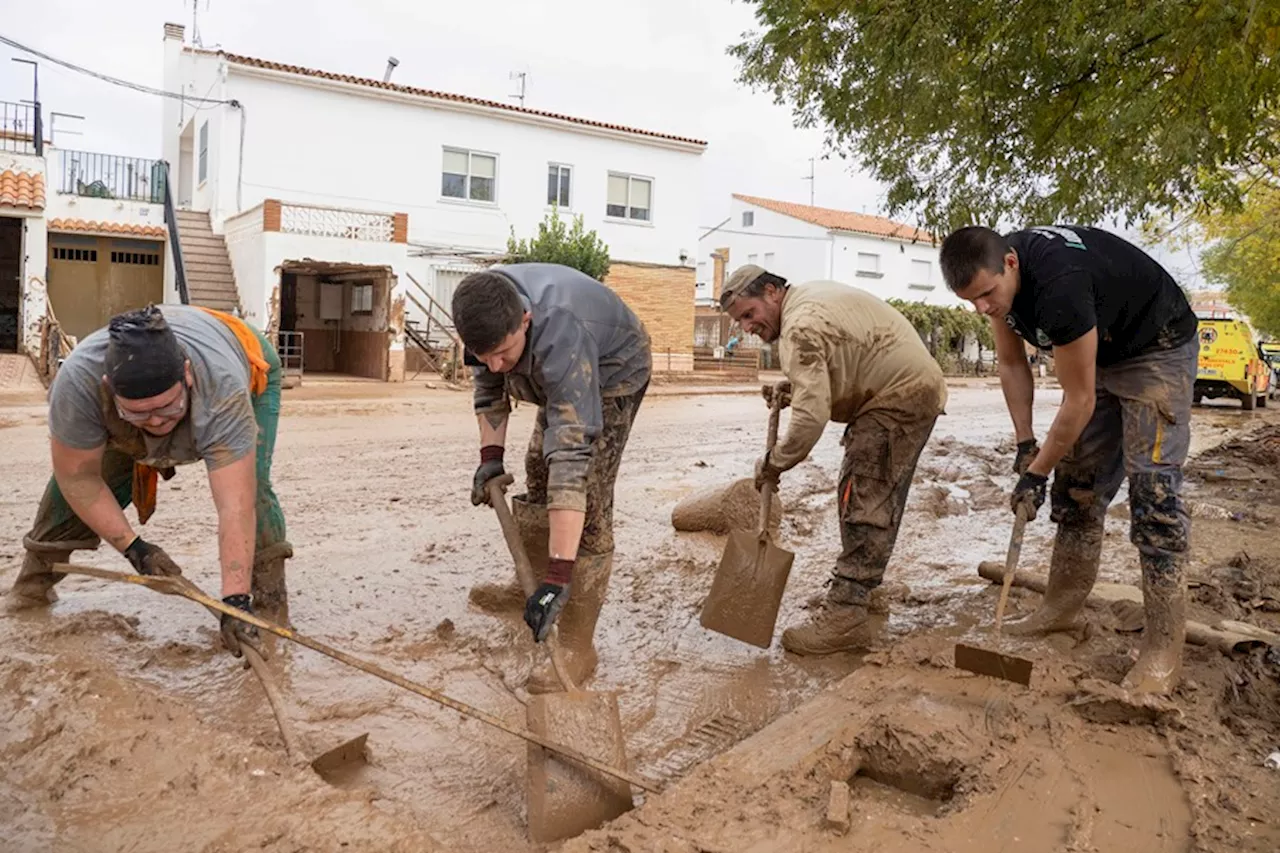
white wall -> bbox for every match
[44,192,166,233]
[697,197,832,298]
[829,232,960,307]
[167,50,703,270]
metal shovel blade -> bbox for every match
[308,732,370,783]
[701,529,795,649]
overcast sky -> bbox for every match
[1,0,1205,285]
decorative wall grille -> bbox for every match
[279,203,395,242]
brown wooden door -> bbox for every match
[48,234,105,341]
[104,239,164,320]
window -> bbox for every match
[110,251,160,266]
[53,247,97,262]
[351,282,374,315]
[909,259,934,290]
[742,211,754,227]
[198,122,209,184]
[856,252,882,278]
[763,252,775,268]
[547,163,572,208]
[442,148,497,202]
[606,173,652,221]
[747,253,758,264]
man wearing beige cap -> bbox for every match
[720,264,947,655]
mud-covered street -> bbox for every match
[3,380,1279,852]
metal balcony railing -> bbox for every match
[0,100,40,155]
[58,149,166,203]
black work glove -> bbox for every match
[123,536,184,577]
[523,557,574,642]
[219,593,259,657]
[754,451,782,492]
[1011,471,1048,520]
[1013,439,1040,476]
[471,445,505,506]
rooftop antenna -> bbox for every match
[802,157,815,206]
[383,56,399,83]
[188,0,209,47]
[509,71,527,107]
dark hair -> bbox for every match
[939,226,1011,292]
[451,271,525,355]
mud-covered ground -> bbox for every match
[1,379,1278,852]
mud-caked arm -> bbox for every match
[771,325,833,471]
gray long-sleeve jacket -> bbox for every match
[473,263,652,511]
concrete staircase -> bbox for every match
[175,210,240,312]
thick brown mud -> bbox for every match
[1,382,1278,851]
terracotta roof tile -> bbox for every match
[733,194,934,243]
[192,48,707,148]
[49,218,166,239]
[0,168,45,211]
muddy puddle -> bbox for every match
[2,384,1279,851]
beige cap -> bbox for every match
[720,263,768,308]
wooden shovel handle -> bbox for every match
[993,506,1029,634]
[757,391,784,539]
[486,476,580,694]
[241,642,307,764]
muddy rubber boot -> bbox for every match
[1005,521,1103,637]
[469,496,549,614]
[251,541,293,626]
[527,550,611,694]
[3,548,74,613]
[780,576,887,656]
[1120,554,1187,694]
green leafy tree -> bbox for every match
[506,206,611,281]
[732,2,1280,231]
[887,299,994,372]
[1195,179,1280,338]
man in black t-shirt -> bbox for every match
[940,225,1198,696]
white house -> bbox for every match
[697,194,961,309]
[160,23,706,380]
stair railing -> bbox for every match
[161,161,190,305]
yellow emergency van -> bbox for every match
[1194,317,1271,409]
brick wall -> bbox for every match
[604,261,694,372]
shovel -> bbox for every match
[486,475,634,843]
[700,387,796,649]
[58,565,369,781]
[953,506,1036,686]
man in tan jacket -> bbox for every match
[721,265,947,655]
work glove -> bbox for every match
[123,536,184,577]
[471,445,505,506]
[761,380,792,409]
[1010,471,1049,520]
[1013,439,1040,476]
[524,557,574,642]
[754,451,783,492]
[219,593,260,657]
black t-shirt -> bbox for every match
[1004,226,1197,366]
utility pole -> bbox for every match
[802,157,815,206]
[509,71,527,107]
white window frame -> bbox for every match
[908,259,935,291]
[198,121,209,185]
[350,282,374,315]
[763,252,775,268]
[747,253,758,265]
[441,147,499,204]
[605,172,654,223]
[742,211,754,227]
[547,163,573,209]
[856,251,883,279]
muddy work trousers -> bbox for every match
[832,410,938,604]
[1050,336,1199,567]
[522,385,647,557]
[21,327,290,595]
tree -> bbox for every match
[506,207,611,281]
[1195,178,1280,338]
[731,2,1280,232]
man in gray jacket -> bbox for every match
[453,263,651,693]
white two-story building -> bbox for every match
[160,22,705,379]
[697,194,960,309]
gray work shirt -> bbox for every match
[472,263,651,511]
[48,304,257,471]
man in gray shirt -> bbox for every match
[453,263,650,693]
[5,305,291,655]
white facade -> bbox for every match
[160,25,705,332]
[698,195,961,308]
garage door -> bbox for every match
[49,235,164,340]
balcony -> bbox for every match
[57,149,166,204]
[0,100,40,155]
